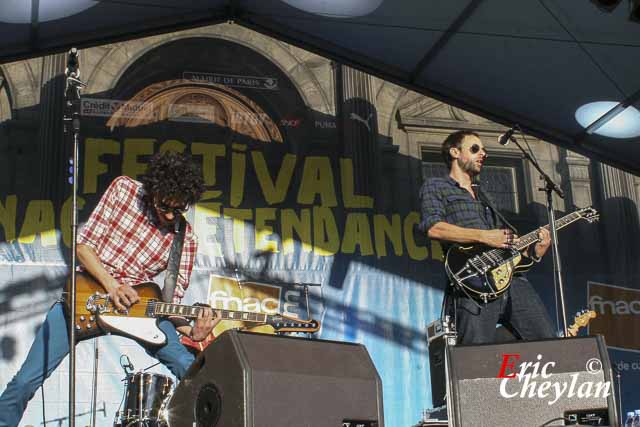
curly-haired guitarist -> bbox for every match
[419,130,556,345]
[0,151,220,427]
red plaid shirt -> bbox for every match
[78,176,197,303]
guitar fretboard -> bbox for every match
[513,211,585,251]
[153,302,268,323]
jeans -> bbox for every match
[453,276,556,345]
[0,302,195,427]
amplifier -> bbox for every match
[164,330,384,427]
[446,336,618,427]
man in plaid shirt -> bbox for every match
[420,130,555,345]
[0,151,219,427]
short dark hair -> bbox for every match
[441,130,480,168]
[140,151,205,208]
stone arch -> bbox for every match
[0,67,13,122]
[86,25,331,114]
[375,80,411,138]
[0,60,39,111]
[106,79,283,144]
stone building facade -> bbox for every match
[2,23,638,277]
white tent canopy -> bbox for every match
[1,0,639,173]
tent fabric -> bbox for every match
[1,1,639,173]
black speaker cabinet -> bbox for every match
[446,336,618,427]
[427,332,448,409]
[164,330,384,427]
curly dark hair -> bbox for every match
[441,130,480,168]
[140,151,205,208]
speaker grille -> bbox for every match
[195,383,222,427]
[457,372,609,426]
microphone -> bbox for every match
[497,128,515,146]
[65,48,79,78]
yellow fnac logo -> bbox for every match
[207,274,282,336]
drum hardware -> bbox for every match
[114,372,174,427]
[114,356,174,427]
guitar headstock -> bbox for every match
[567,309,597,337]
[266,314,321,333]
[574,309,596,326]
[577,206,600,223]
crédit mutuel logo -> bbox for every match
[496,353,611,405]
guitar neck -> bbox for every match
[153,302,268,323]
[514,211,585,251]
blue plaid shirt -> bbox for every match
[419,176,502,234]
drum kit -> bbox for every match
[114,371,175,427]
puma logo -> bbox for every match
[349,112,373,132]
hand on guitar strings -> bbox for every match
[108,281,140,312]
[482,228,519,249]
[533,227,551,258]
[190,306,222,342]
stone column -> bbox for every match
[597,163,640,285]
[335,65,379,200]
[37,53,68,205]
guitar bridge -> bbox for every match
[86,292,110,314]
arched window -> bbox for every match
[421,146,527,217]
[0,69,12,123]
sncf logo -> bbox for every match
[280,118,302,128]
[588,281,640,351]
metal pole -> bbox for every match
[617,369,623,426]
[90,339,99,427]
[545,187,568,337]
[64,47,84,427]
[68,109,80,427]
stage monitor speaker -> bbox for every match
[446,336,618,427]
[164,330,384,427]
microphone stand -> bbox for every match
[90,339,99,427]
[506,126,568,337]
[63,48,85,427]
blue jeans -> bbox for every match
[0,302,195,427]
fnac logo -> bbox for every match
[208,275,281,336]
[588,281,640,352]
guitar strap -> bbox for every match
[475,186,518,234]
[161,215,187,304]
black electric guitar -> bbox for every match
[445,207,599,302]
[65,273,320,347]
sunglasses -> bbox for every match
[469,144,487,155]
[155,200,189,215]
